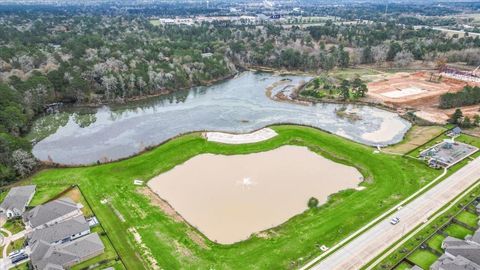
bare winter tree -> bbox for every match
[394,51,414,68]
[372,44,389,66]
[11,149,37,177]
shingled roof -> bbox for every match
[0,185,36,215]
[27,215,90,246]
[30,233,104,270]
[24,198,79,228]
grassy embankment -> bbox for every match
[18,125,440,269]
[384,125,447,154]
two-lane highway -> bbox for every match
[306,156,480,270]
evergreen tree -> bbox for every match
[450,108,464,124]
[340,80,350,100]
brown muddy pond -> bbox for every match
[148,145,363,244]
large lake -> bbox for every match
[30,72,411,165]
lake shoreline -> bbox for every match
[31,72,411,165]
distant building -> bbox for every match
[0,185,36,218]
[30,233,105,270]
[201,52,213,58]
[447,127,462,137]
[23,198,82,229]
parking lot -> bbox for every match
[419,140,478,168]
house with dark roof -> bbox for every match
[447,127,462,137]
[0,185,36,218]
[431,228,480,270]
[431,254,480,270]
[30,233,105,270]
[27,215,90,246]
[23,198,82,229]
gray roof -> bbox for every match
[444,236,480,266]
[443,236,468,249]
[0,185,36,213]
[452,127,462,134]
[24,198,79,228]
[31,233,104,270]
[467,229,480,245]
[431,254,480,270]
[27,215,89,245]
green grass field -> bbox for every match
[456,211,479,228]
[443,223,474,239]
[385,125,447,154]
[394,262,413,270]
[427,234,445,253]
[408,249,438,269]
[21,125,440,269]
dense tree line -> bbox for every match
[440,86,480,109]
[0,10,480,184]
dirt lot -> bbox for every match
[367,71,479,123]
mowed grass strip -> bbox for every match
[24,125,439,269]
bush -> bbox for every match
[308,197,319,208]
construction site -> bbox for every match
[367,66,480,123]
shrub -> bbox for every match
[308,197,319,208]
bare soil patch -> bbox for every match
[367,71,480,123]
[137,187,184,223]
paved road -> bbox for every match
[308,157,480,270]
[413,25,480,37]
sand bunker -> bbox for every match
[204,128,278,144]
[148,145,362,244]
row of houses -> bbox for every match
[25,198,104,270]
[428,203,480,270]
[0,186,105,269]
[430,228,480,269]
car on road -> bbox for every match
[10,253,28,264]
[390,217,400,225]
[8,249,23,258]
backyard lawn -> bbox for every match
[408,249,439,269]
[456,211,479,228]
[427,234,445,253]
[21,125,440,269]
[443,223,474,239]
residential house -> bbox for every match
[30,233,105,270]
[0,185,36,218]
[27,215,90,246]
[431,255,480,270]
[23,198,82,229]
[431,228,480,270]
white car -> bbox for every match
[390,217,400,225]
